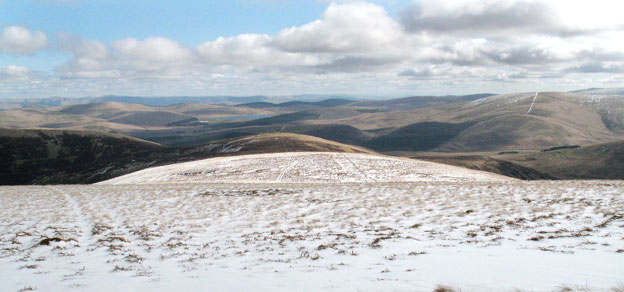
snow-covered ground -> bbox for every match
[99,152,511,185]
[1,181,623,291]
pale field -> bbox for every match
[1,181,623,292]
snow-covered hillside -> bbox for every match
[1,181,623,291]
[100,152,511,184]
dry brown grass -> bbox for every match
[433,284,462,292]
[18,285,36,292]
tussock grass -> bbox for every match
[18,285,36,292]
[433,284,461,292]
[37,237,64,246]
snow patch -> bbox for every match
[99,152,512,185]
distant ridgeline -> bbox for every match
[1,91,624,183]
[0,129,371,185]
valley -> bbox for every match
[1,90,623,183]
[2,91,622,153]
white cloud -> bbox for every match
[55,2,418,79]
[567,62,624,74]
[401,0,554,34]
[55,34,118,79]
[4,1,624,98]
[4,65,31,76]
[273,2,404,54]
[0,65,34,82]
[197,34,314,66]
[401,0,624,36]
[314,56,403,73]
[112,37,194,73]
[0,26,48,55]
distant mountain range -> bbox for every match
[0,94,358,109]
[2,87,622,109]
[1,88,623,184]
[571,87,624,95]
[2,91,623,151]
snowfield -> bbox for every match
[99,152,512,184]
[1,180,623,291]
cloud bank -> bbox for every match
[2,0,624,98]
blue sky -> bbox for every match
[0,0,623,99]
[1,1,331,43]
[0,1,329,70]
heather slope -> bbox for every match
[0,130,375,185]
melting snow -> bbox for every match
[1,181,623,291]
[99,152,512,185]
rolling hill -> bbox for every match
[138,92,624,152]
[434,92,623,151]
[349,93,494,111]
[572,87,624,95]
[1,92,623,154]
[0,94,357,108]
[236,98,354,110]
[0,128,164,185]
[99,151,511,185]
[0,101,271,132]
[304,91,624,151]
[0,129,374,185]
[500,140,624,179]
[411,140,624,180]
[58,102,156,118]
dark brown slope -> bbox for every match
[0,128,165,185]
[409,153,556,180]
[411,140,624,180]
[0,129,373,185]
[500,140,624,179]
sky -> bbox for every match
[1,0,623,99]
